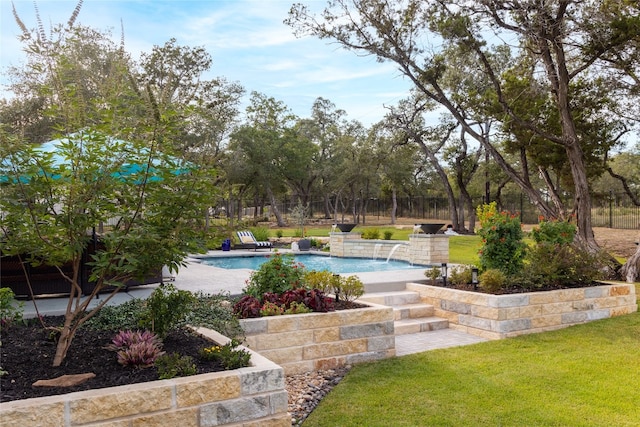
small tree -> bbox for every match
[1,2,219,367]
[0,129,215,366]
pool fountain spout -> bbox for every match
[373,243,382,261]
[386,244,403,263]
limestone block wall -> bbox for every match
[0,328,290,427]
[241,303,395,375]
[329,232,449,265]
[407,282,638,340]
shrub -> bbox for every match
[155,353,197,379]
[383,230,394,240]
[260,301,285,316]
[515,243,609,290]
[0,288,23,330]
[243,253,306,297]
[303,289,335,312]
[276,229,284,238]
[530,218,577,245]
[309,238,320,248]
[140,283,196,337]
[362,228,380,239]
[284,301,312,314]
[251,226,270,242]
[449,266,473,286]
[476,202,526,276]
[304,270,339,294]
[108,330,164,368]
[424,267,441,285]
[336,275,365,302]
[233,295,262,318]
[84,298,146,331]
[478,269,507,293]
[182,292,244,340]
[200,339,251,370]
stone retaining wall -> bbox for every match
[329,232,448,265]
[0,328,290,427]
[407,282,638,340]
[241,302,395,375]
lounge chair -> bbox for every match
[236,230,273,251]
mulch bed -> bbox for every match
[1,301,366,404]
[0,316,223,403]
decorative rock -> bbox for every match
[286,366,350,426]
[33,373,96,388]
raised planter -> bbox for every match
[240,301,395,375]
[0,328,290,427]
[406,282,638,340]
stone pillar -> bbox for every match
[329,232,361,257]
[408,234,449,265]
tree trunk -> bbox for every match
[265,185,286,227]
[391,187,397,224]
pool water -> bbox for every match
[199,254,422,274]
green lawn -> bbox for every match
[304,307,640,426]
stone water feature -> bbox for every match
[329,227,449,265]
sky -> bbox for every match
[0,0,414,126]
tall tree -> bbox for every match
[287,0,640,253]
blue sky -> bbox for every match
[1,0,413,126]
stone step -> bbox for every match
[359,291,421,306]
[393,303,435,320]
[394,317,450,335]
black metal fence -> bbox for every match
[267,192,639,229]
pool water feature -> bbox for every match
[199,254,421,274]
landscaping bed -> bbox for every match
[0,315,222,403]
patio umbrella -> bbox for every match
[0,131,190,184]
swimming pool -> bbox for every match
[199,254,422,274]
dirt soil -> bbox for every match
[592,227,639,259]
[0,317,222,403]
[1,301,362,404]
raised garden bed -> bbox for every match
[0,327,290,427]
[240,300,395,375]
[406,281,638,339]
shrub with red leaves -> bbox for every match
[233,295,262,318]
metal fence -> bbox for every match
[267,192,639,229]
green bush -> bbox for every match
[530,219,576,245]
[304,270,339,293]
[250,226,270,242]
[515,243,609,290]
[362,228,380,239]
[424,267,441,285]
[182,292,244,340]
[449,265,473,286]
[84,298,146,331]
[478,269,507,293]
[243,253,306,297]
[276,229,284,238]
[199,339,251,370]
[140,284,196,337]
[284,301,312,314]
[383,230,394,240]
[336,275,365,302]
[155,353,197,379]
[476,202,526,276]
[0,288,23,330]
